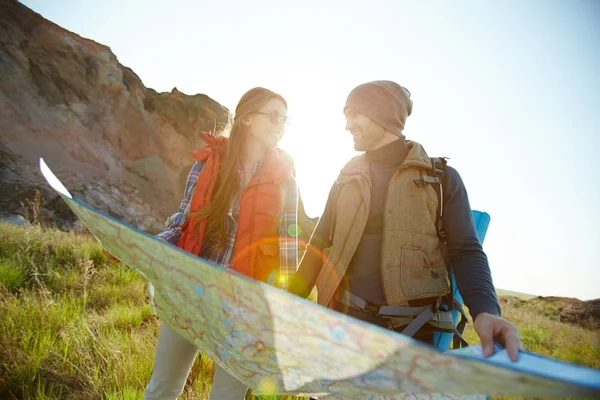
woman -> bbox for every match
[123,87,298,400]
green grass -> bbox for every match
[0,224,158,399]
[0,223,598,399]
[0,223,308,399]
[495,288,537,300]
[462,303,599,400]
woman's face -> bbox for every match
[246,97,287,149]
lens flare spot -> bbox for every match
[257,377,279,395]
[278,274,288,286]
[287,223,300,237]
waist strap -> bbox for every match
[336,288,468,347]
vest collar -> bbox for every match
[188,133,291,185]
[401,141,433,170]
[340,140,432,182]
[189,132,227,162]
[247,148,292,187]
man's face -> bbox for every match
[344,108,387,151]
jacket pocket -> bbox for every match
[258,242,278,256]
[400,246,449,299]
[255,242,280,284]
[255,184,284,215]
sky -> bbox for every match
[20,0,600,300]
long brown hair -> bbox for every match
[192,87,287,251]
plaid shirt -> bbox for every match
[157,160,299,289]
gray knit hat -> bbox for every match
[344,80,413,136]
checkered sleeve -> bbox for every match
[156,161,204,245]
[277,171,299,289]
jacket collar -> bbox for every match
[189,132,227,162]
[189,132,292,186]
[339,140,432,184]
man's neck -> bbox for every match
[367,135,403,153]
[365,135,409,166]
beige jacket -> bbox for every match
[315,141,450,307]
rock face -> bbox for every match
[559,299,600,331]
[503,295,600,331]
[0,0,230,232]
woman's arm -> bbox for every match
[156,161,205,245]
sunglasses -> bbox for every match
[255,110,287,125]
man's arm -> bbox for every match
[443,166,522,361]
[287,183,341,298]
[442,166,501,319]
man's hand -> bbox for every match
[474,312,523,362]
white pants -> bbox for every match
[144,323,248,400]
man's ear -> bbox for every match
[242,116,252,126]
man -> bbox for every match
[288,80,522,361]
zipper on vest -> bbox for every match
[329,202,336,242]
[381,180,390,305]
[380,169,402,305]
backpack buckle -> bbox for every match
[431,157,448,178]
[414,176,440,188]
[413,178,427,188]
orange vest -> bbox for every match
[177,132,293,283]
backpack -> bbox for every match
[427,157,491,350]
[425,157,467,349]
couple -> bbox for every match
[122,81,522,399]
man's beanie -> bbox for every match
[344,80,413,136]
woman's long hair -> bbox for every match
[192,87,287,251]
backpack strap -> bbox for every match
[429,158,451,295]
[429,157,469,349]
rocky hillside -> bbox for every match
[0,0,230,232]
[500,295,600,331]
